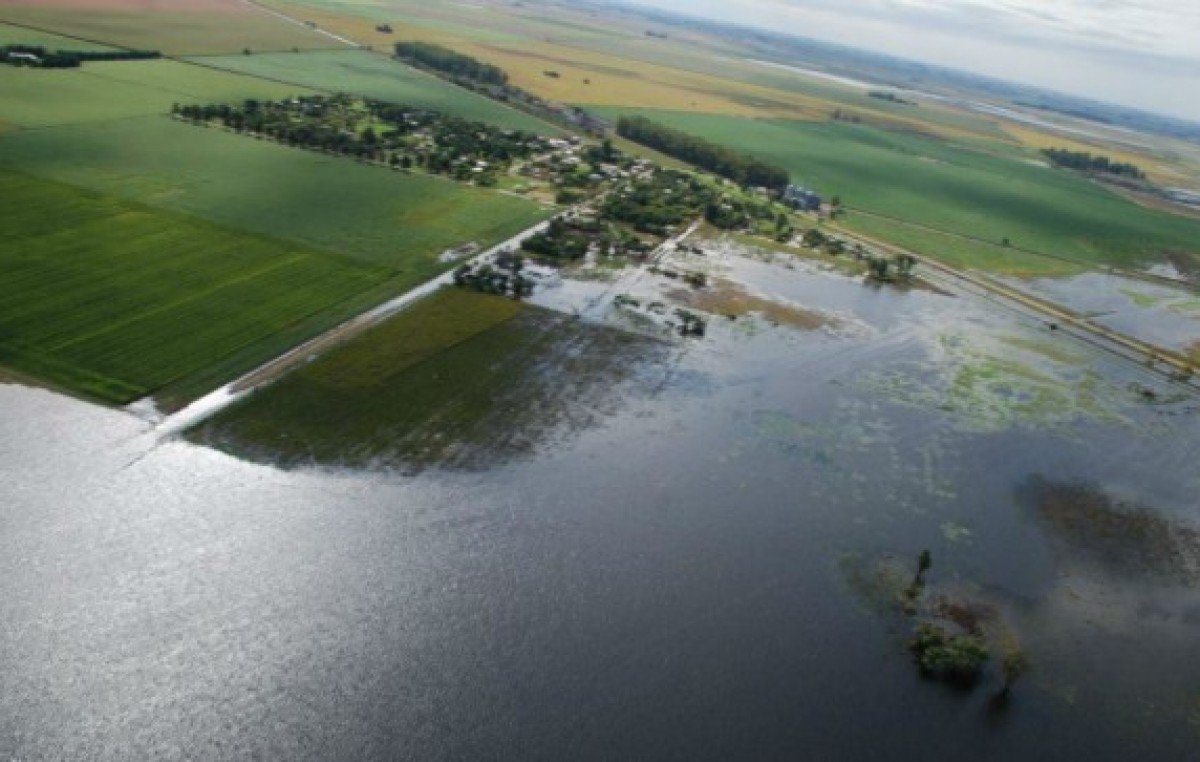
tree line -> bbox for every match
[616,116,789,191]
[2,45,160,69]
[393,41,508,86]
[1042,148,1145,180]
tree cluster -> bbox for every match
[1042,148,1145,180]
[453,254,533,298]
[393,41,508,86]
[521,218,596,260]
[616,116,789,191]
[2,45,160,69]
[868,91,915,106]
[173,94,542,185]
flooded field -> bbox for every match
[2,236,1200,760]
[1006,271,1200,358]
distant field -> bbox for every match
[0,0,334,54]
[190,288,666,471]
[595,108,1200,275]
[0,60,309,128]
[188,49,560,133]
[0,169,388,404]
[268,0,1003,142]
[0,116,549,268]
[0,20,115,49]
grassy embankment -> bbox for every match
[189,288,666,471]
[593,109,1200,277]
[0,52,550,405]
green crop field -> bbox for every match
[0,169,390,405]
[0,60,309,128]
[0,5,333,55]
[186,49,561,133]
[0,58,551,404]
[0,20,116,50]
[594,109,1200,275]
[190,288,667,471]
[0,115,549,268]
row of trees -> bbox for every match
[2,45,160,69]
[616,116,789,191]
[393,41,508,86]
[1042,148,1145,180]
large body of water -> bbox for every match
[3,244,1199,760]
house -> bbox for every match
[783,184,822,212]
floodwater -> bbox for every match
[1006,271,1200,356]
[3,239,1200,760]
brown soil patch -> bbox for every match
[667,279,841,331]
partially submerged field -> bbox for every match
[189,288,668,471]
[596,109,1200,276]
[188,49,560,133]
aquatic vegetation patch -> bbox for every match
[859,326,1128,433]
[1119,286,1200,317]
[749,404,958,508]
[190,289,669,472]
[1019,476,1200,586]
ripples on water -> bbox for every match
[2,244,1199,760]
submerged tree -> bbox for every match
[910,622,990,687]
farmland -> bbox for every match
[0,20,115,50]
[0,60,308,128]
[188,49,560,133]
[595,109,1200,275]
[189,287,668,471]
[0,53,551,403]
[268,0,1198,186]
[0,169,389,404]
[0,115,549,269]
[0,0,333,55]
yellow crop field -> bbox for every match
[1000,122,1184,186]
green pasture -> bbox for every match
[0,169,390,405]
[593,109,1200,275]
[0,6,332,55]
[190,287,665,471]
[0,60,308,128]
[0,21,116,50]
[0,115,550,268]
[186,49,560,133]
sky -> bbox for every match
[622,0,1200,122]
